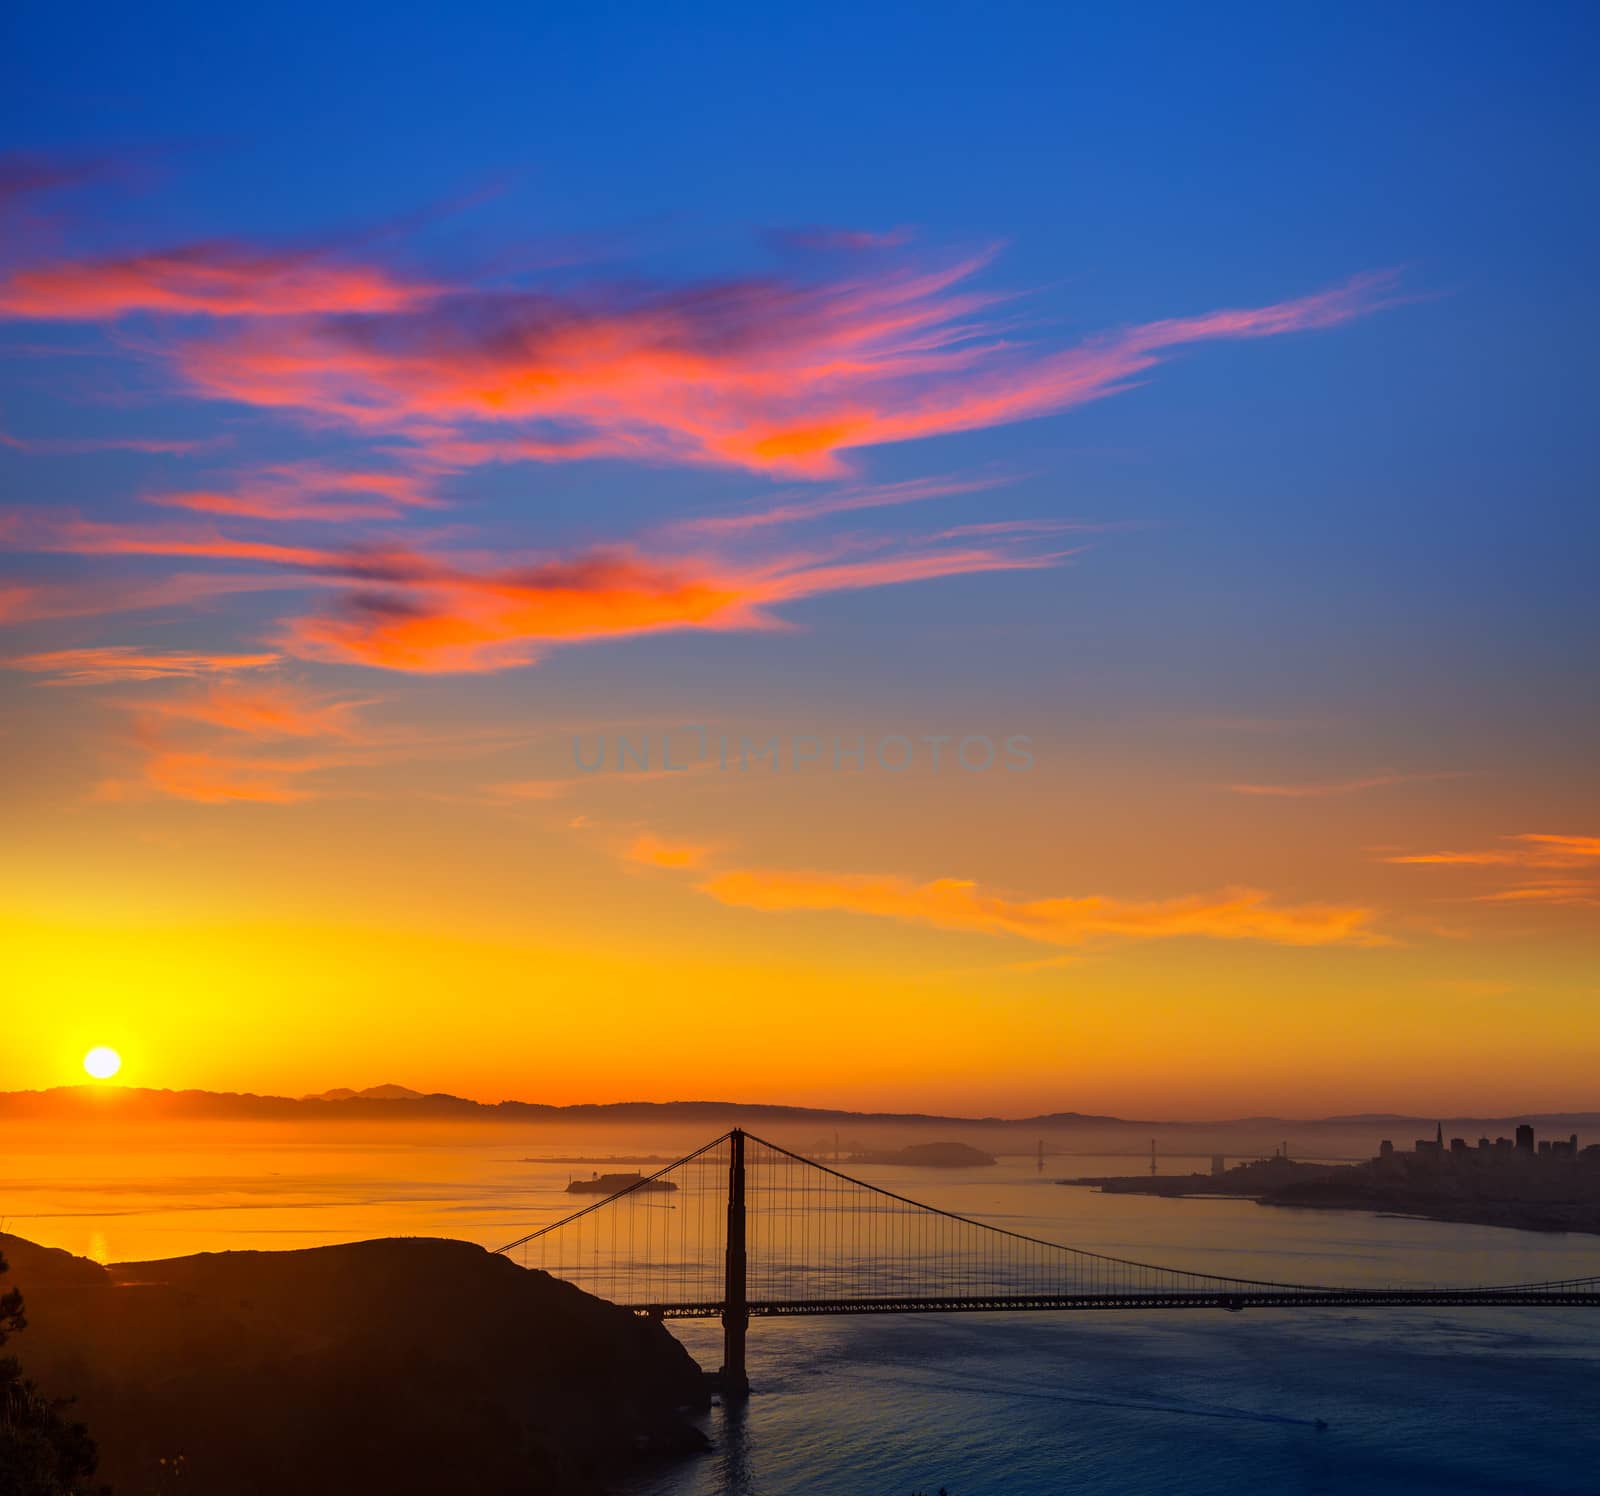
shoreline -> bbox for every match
[1060,1175,1600,1237]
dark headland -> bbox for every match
[0,1232,708,1495]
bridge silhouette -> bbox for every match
[494,1129,1600,1394]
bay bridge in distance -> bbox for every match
[493,1129,1600,1396]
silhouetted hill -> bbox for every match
[4,1084,1597,1133]
[0,1233,708,1495]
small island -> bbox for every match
[1061,1125,1600,1235]
[566,1170,679,1194]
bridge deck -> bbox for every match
[633,1290,1600,1318]
[496,1129,1600,1354]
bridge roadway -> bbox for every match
[635,1287,1600,1318]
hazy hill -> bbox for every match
[0,1232,707,1495]
[3,1084,1596,1138]
[300,1083,428,1101]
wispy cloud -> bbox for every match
[0,152,110,212]
[1386,833,1600,912]
[3,645,280,685]
[1,503,1063,673]
[144,461,442,523]
[1230,771,1465,798]
[767,225,914,253]
[1386,833,1600,868]
[697,866,1385,948]
[164,262,1399,478]
[1,203,1400,480]
[670,474,1017,536]
[1469,882,1600,908]
[277,538,1059,674]
[133,681,372,740]
[1,429,226,456]
[0,243,433,318]
[94,679,379,803]
[96,741,328,805]
[929,517,1123,542]
[0,570,313,625]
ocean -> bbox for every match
[6,1128,1597,1494]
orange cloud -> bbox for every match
[626,832,714,870]
[1387,833,1600,868]
[0,243,431,319]
[278,537,1056,673]
[94,679,381,804]
[1470,883,1600,908]
[158,255,1397,477]
[138,682,371,741]
[281,550,756,673]
[3,646,280,685]
[121,746,323,805]
[698,867,1385,948]
[3,502,1061,674]
[1518,833,1600,860]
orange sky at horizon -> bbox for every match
[6,704,1596,1119]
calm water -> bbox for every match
[6,1131,1598,1493]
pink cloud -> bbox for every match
[143,253,1399,478]
[0,243,433,319]
[277,537,1060,673]
[3,493,1066,674]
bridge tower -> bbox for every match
[719,1127,751,1398]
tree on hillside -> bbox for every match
[0,1252,104,1496]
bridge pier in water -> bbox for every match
[718,1127,751,1398]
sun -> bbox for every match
[83,1046,122,1081]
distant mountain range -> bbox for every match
[300,1084,429,1102]
[3,1084,1597,1134]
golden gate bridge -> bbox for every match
[493,1129,1600,1395]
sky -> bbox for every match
[1,2,1596,1117]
